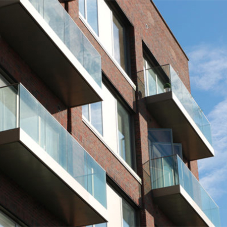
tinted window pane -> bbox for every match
[147,69,157,96]
[113,15,125,70]
[123,200,136,227]
[87,0,99,34]
[82,104,89,120]
[117,101,132,167]
[157,76,164,94]
[91,102,103,135]
[79,0,85,17]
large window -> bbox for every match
[79,0,99,35]
[79,0,129,74]
[112,14,126,71]
[82,102,103,135]
[82,83,135,169]
[143,58,165,96]
[87,185,136,227]
[117,101,133,167]
[106,185,136,227]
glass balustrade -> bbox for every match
[29,0,102,88]
[150,154,220,227]
[0,84,107,208]
[143,64,212,145]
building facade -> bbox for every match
[0,0,220,226]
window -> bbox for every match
[117,101,133,167]
[79,0,99,35]
[0,210,21,227]
[82,102,103,135]
[79,0,129,74]
[123,200,136,227]
[0,72,16,132]
[112,14,126,71]
[143,58,165,96]
[106,184,136,227]
[82,83,135,169]
[87,185,136,227]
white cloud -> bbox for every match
[188,44,227,200]
[189,45,227,95]
[198,99,227,199]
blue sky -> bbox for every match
[152,0,227,226]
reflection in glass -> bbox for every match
[113,15,125,71]
[91,102,103,135]
[82,104,89,120]
[83,102,103,136]
[123,200,136,227]
[79,0,85,17]
[147,69,156,96]
[0,86,17,132]
[117,101,132,167]
[87,0,99,35]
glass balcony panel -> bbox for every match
[151,156,178,189]
[65,15,84,66]
[157,76,164,94]
[146,69,157,96]
[86,153,107,208]
[43,0,65,42]
[162,156,175,187]
[151,155,220,226]
[150,158,164,189]
[28,0,102,88]
[173,143,182,159]
[144,65,212,145]
[0,85,17,131]
[29,0,44,15]
[151,143,173,159]
[83,36,102,87]
[148,129,172,143]
[67,133,88,191]
[16,84,107,208]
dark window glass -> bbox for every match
[113,15,125,71]
[117,101,133,167]
[123,200,136,227]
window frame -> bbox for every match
[143,58,166,96]
[82,80,136,171]
[80,0,100,35]
[82,101,104,137]
[79,0,131,75]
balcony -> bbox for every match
[150,155,220,227]
[0,84,107,226]
[0,0,103,107]
[138,64,214,160]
